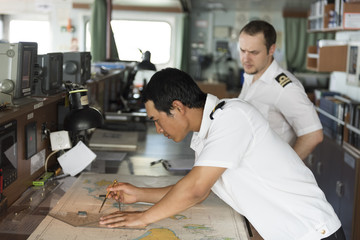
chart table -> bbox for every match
[28,172,250,240]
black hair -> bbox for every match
[142,68,207,115]
[240,20,276,53]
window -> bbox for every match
[85,21,91,53]
[86,20,171,64]
[0,19,3,41]
[9,20,51,54]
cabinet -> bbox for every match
[312,96,360,239]
[340,144,359,240]
[307,137,359,240]
[310,95,360,239]
[306,45,348,72]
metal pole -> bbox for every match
[106,0,112,60]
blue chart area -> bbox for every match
[28,173,249,240]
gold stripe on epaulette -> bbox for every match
[275,73,292,88]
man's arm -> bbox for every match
[293,129,323,161]
[100,166,226,228]
[107,183,174,204]
[141,166,225,223]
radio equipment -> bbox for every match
[34,52,64,96]
[63,52,92,85]
[0,42,37,106]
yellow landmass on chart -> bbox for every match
[135,228,180,240]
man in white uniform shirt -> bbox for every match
[99,68,344,240]
[238,20,323,160]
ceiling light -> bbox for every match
[207,2,224,10]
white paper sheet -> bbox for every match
[58,141,96,176]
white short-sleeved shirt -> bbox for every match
[191,94,340,240]
[238,60,322,145]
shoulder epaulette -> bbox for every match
[210,101,225,120]
[275,73,292,88]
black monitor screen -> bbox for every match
[49,55,60,88]
[21,49,32,89]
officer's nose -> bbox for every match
[241,51,250,61]
[154,122,164,134]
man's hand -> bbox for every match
[99,166,226,228]
[99,211,148,228]
[106,182,139,204]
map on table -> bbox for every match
[28,172,249,240]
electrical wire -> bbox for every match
[44,150,60,173]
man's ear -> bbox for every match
[172,100,185,114]
[269,43,276,56]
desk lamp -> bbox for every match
[136,51,156,71]
[63,83,103,145]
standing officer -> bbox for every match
[238,20,323,160]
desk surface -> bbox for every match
[28,173,249,240]
[0,123,250,239]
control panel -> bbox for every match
[0,120,17,190]
[0,93,64,206]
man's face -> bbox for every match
[145,100,188,143]
[238,32,274,76]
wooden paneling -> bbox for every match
[1,93,65,205]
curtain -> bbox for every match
[90,0,119,62]
[284,17,335,72]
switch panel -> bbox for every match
[50,130,72,151]
[25,121,37,159]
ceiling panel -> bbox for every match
[100,0,312,12]
[0,0,313,14]
[190,0,313,12]
[72,0,184,11]
[111,0,182,8]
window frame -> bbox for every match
[84,10,182,70]
[110,19,172,64]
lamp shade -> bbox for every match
[64,88,103,131]
[64,107,103,131]
[136,51,156,71]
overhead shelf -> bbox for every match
[308,2,360,32]
[306,45,348,72]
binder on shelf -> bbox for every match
[318,94,360,148]
[318,96,347,144]
[350,105,360,148]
